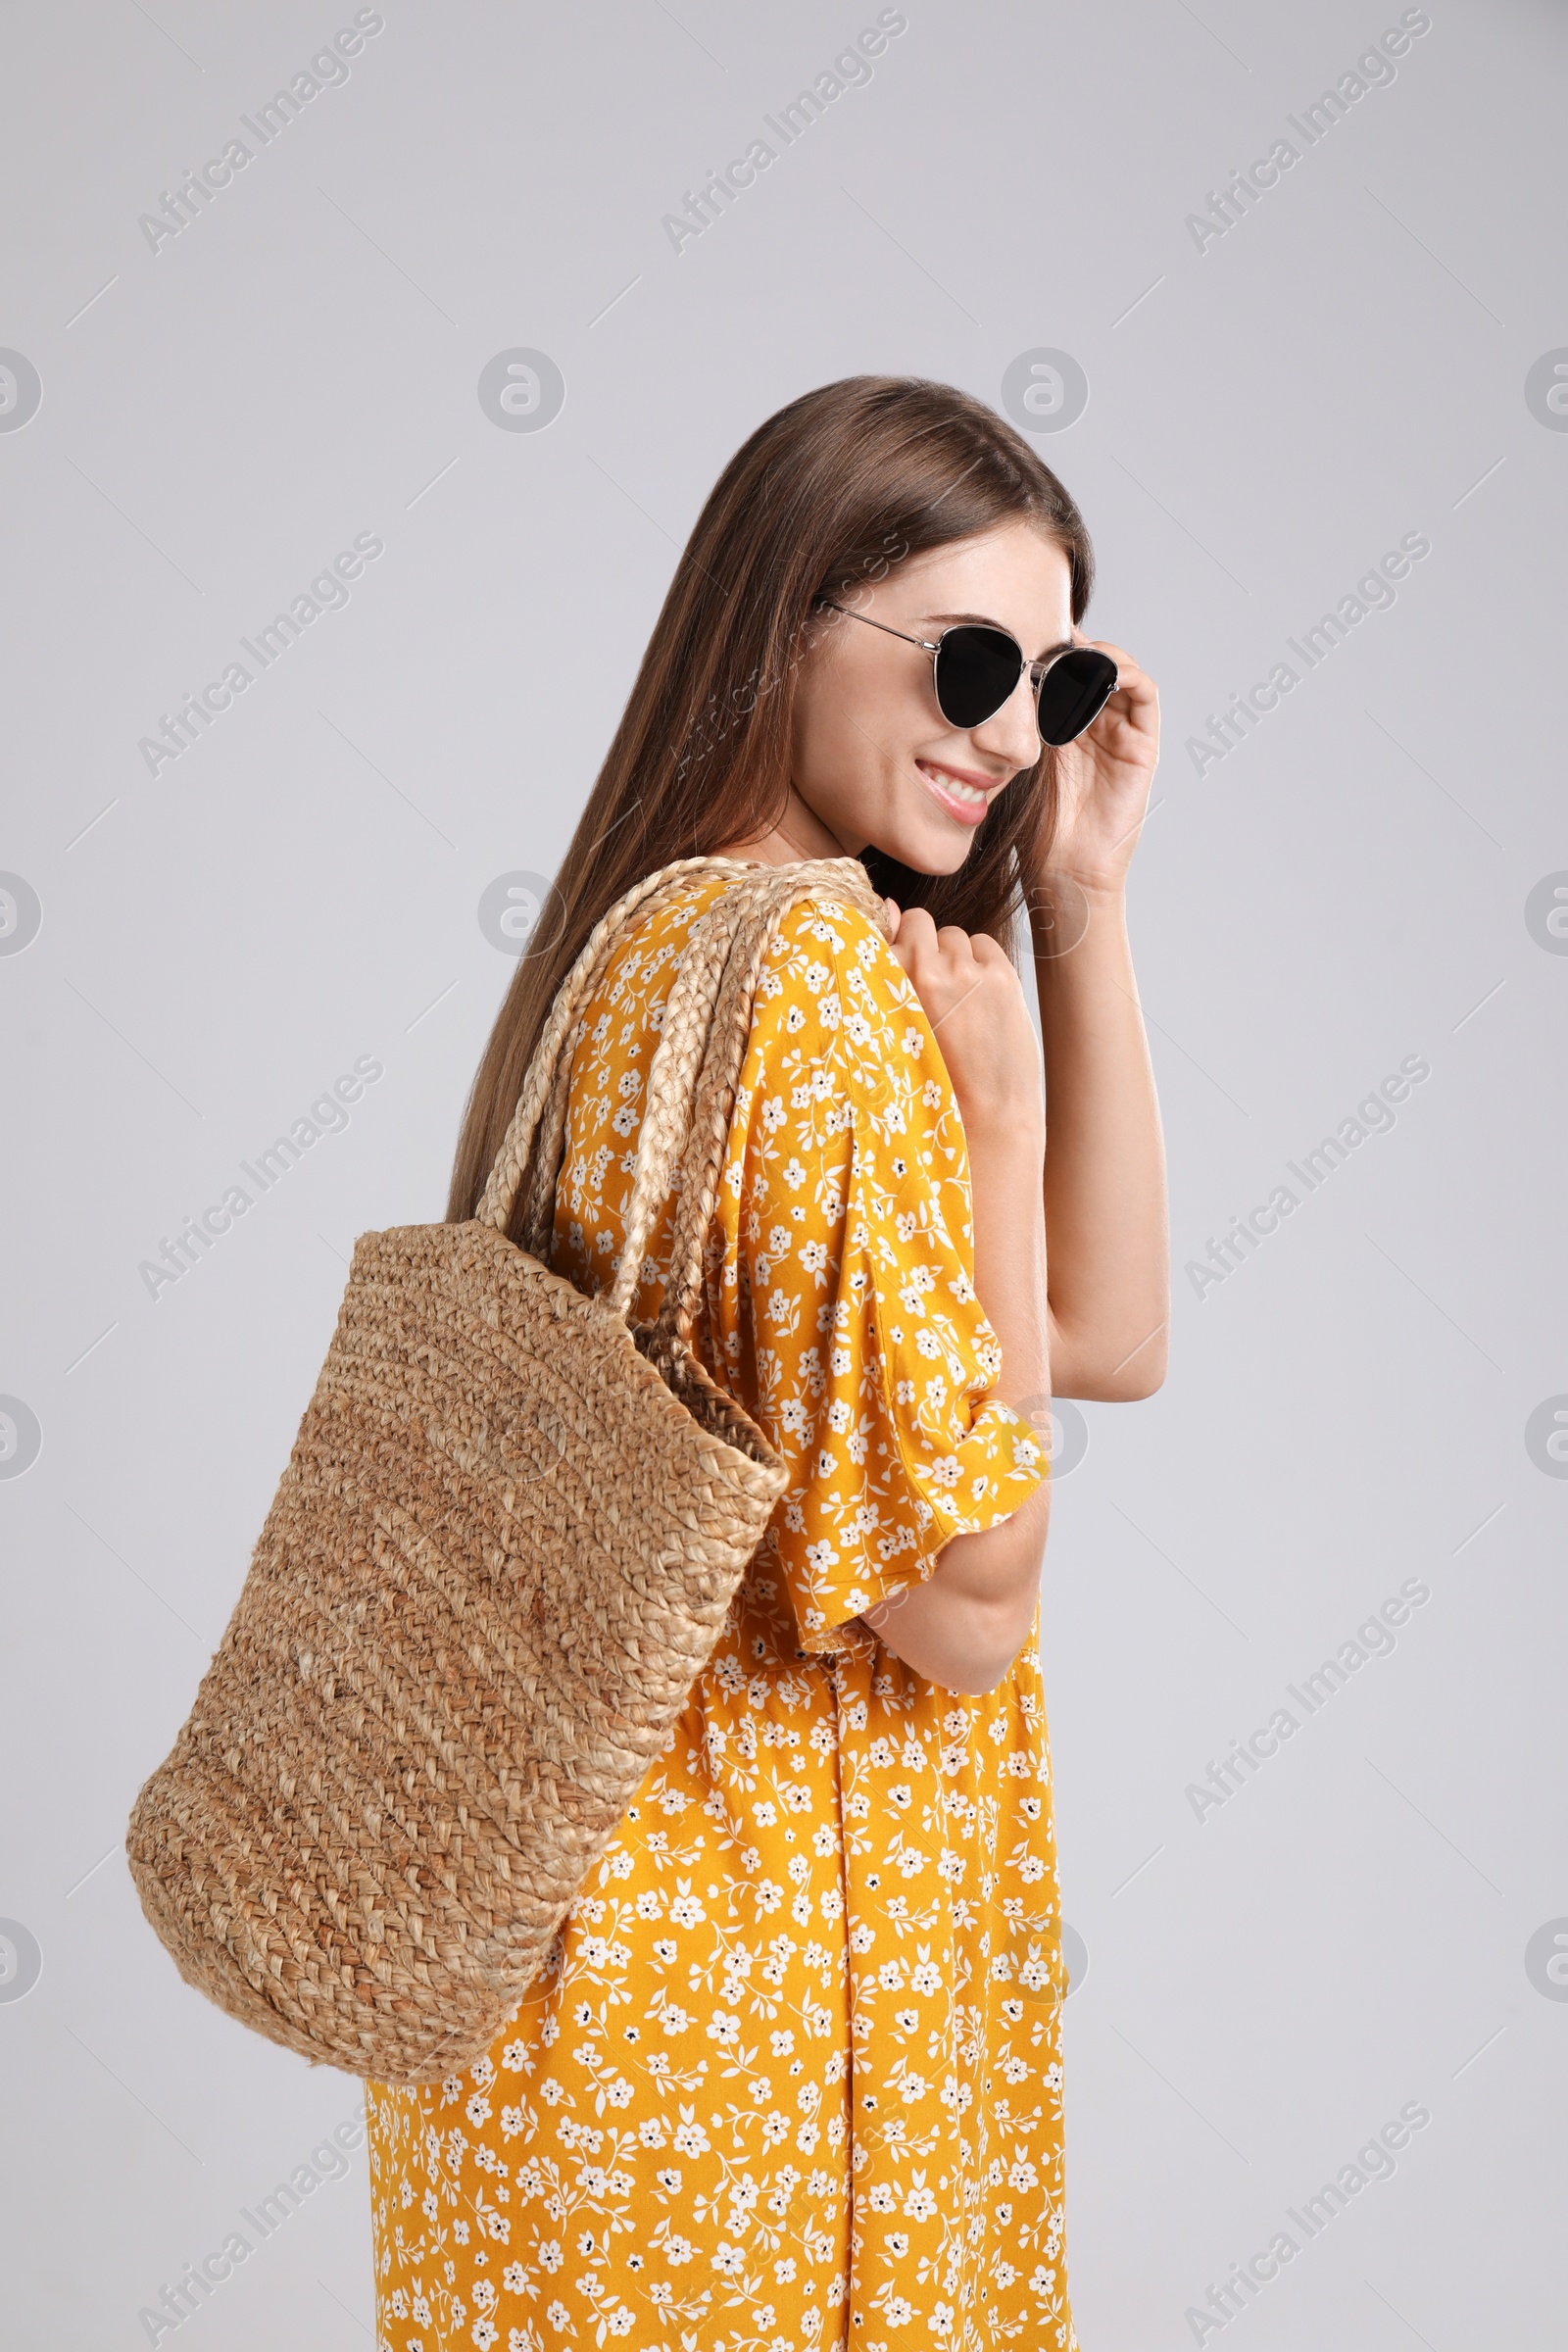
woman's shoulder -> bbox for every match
[579,871,858,1068]
[590,870,732,1003]
[596,865,905,1027]
[760,883,906,1017]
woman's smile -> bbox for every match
[914,755,1003,824]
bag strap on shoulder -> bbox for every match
[475,857,747,1237]
[478,853,890,1338]
[608,858,890,1337]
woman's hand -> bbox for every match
[1032,638,1160,896]
[882,902,1045,1149]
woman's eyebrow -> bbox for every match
[920,612,1075,661]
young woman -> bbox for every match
[366,376,1167,2352]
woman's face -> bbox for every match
[789,519,1074,872]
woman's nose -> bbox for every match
[968,667,1042,768]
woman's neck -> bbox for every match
[713,784,853,868]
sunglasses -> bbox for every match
[814,598,1118,746]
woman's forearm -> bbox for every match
[1032,880,1169,1399]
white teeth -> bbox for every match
[919,761,986,806]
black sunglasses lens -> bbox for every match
[933,626,1025,728]
[1036,648,1118,746]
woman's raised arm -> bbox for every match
[1026,640,1169,1401]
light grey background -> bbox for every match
[2,2,1564,2344]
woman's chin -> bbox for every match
[836,786,985,879]
[892,813,983,875]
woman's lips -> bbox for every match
[915,759,994,827]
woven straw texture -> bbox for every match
[125,854,892,2085]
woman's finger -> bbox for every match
[887,903,940,970]
[1076,636,1157,718]
[893,902,939,940]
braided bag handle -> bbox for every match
[475,856,752,1238]
[517,878,759,1268]
[596,876,775,1318]
[608,858,891,1337]
[479,853,890,1342]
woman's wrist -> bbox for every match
[962,1108,1047,1171]
[1025,870,1134,1000]
[1025,865,1128,936]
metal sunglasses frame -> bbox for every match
[813,596,1117,743]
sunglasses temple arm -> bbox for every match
[819,600,938,655]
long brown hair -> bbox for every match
[449,373,1095,1231]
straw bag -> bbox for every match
[125,853,890,2085]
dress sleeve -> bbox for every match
[710,892,1049,1658]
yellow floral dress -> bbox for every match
[367,869,1075,2352]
